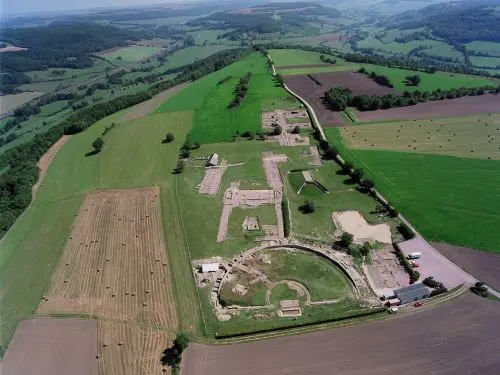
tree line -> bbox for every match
[324,85,499,112]
[358,67,393,88]
[228,72,251,108]
[0,46,259,237]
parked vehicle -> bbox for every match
[388,307,399,314]
[407,252,422,260]
[414,302,423,307]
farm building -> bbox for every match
[207,153,219,167]
[394,283,429,304]
[201,263,219,273]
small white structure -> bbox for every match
[201,263,219,273]
[207,153,219,167]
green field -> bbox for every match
[0,109,203,349]
[466,41,500,57]
[363,65,495,92]
[268,49,328,66]
[98,45,162,63]
[284,165,395,242]
[327,127,500,253]
[280,65,360,75]
[187,29,228,45]
[340,113,500,160]
[421,43,464,61]
[357,38,442,55]
[156,45,233,73]
[470,56,500,69]
[227,205,277,242]
[158,53,296,143]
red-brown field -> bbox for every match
[285,72,394,127]
[312,71,395,96]
[356,94,500,122]
[183,294,500,375]
[3,318,98,375]
[37,187,177,329]
[433,242,500,291]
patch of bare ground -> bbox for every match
[183,294,500,375]
[37,187,177,329]
[432,242,500,291]
[118,83,190,123]
[356,94,500,122]
[98,321,172,375]
[32,135,71,199]
[3,318,98,375]
[312,71,395,96]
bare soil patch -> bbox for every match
[332,210,392,244]
[285,74,345,127]
[356,94,500,122]
[3,318,97,375]
[98,321,172,375]
[432,242,500,291]
[183,294,500,375]
[118,83,190,123]
[32,135,70,199]
[312,71,395,96]
[37,187,177,329]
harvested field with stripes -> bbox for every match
[37,187,178,329]
[97,321,172,375]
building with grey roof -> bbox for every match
[394,283,430,304]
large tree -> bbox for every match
[92,137,104,153]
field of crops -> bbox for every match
[327,127,500,253]
[98,45,162,64]
[268,49,327,66]
[0,91,44,114]
[466,41,500,57]
[356,38,442,55]
[156,45,233,73]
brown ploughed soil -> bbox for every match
[3,318,98,375]
[433,242,500,291]
[356,94,500,122]
[285,74,345,127]
[97,321,172,375]
[118,83,190,123]
[37,187,178,329]
[312,71,395,96]
[183,295,500,375]
[32,135,70,199]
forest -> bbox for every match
[1,23,148,72]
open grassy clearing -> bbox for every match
[115,16,196,26]
[219,276,268,307]
[268,49,328,66]
[341,113,500,160]
[98,45,162,64]
[177,142,311,259]
[262,250,352,300]
[280,65,360,75]
[363,65,495,92]
[357,38,442,55]
[0,91,44,114]
[466,41,500,57]
[270,284,299,305]
[327,127,500,253]
[155,45,233,73]
[470,56,500,69]
[226,205,277,241]
[283,165,395,243]
[158,53,295,143]
[0,109,202,349]
[421,43,464,61]
[187,30,228,45]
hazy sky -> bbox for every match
[2,0,187,15]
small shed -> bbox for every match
[207,153,219,167]
[394,283,429,304]
[201,263,219,273]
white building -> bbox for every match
[207,153,219,167]
[201,263,219,273]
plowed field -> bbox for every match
[38,187,177,329]
[97,321,172,375]
[356,94,500,122]
[183,295,500,375]
[312,71,395,95]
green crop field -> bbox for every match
[340,114,500,160]
[466,41,500,57]
[363,65,495,92]
[158,53,296,143]
[357,38,442,55]
[280,65,360,75]
[98,45,162,63]
[187,29,228,45]
[0,109,203,349]
[327,127,500,253]
[421,43,464,61]
[470,56,500,69]
[156,45,233,73]
[268,49,327,66]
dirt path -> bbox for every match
[118,83,190,123]
[32,135,71,200]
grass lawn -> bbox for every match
[0,92,44,115]
[340,113,500,160]
[262,250,353,300]
[39,100,69,117]
[158,53,294,143]
[283,164,393,243]
[268,49,327,66]
[226,205,277,242]
[99,45,162,64]
[466,41,500,57]
[327,127,500,253]
[270,284,299,305]
[0,109,203,350]
[219,277,268,307]
[363,65,495,92]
